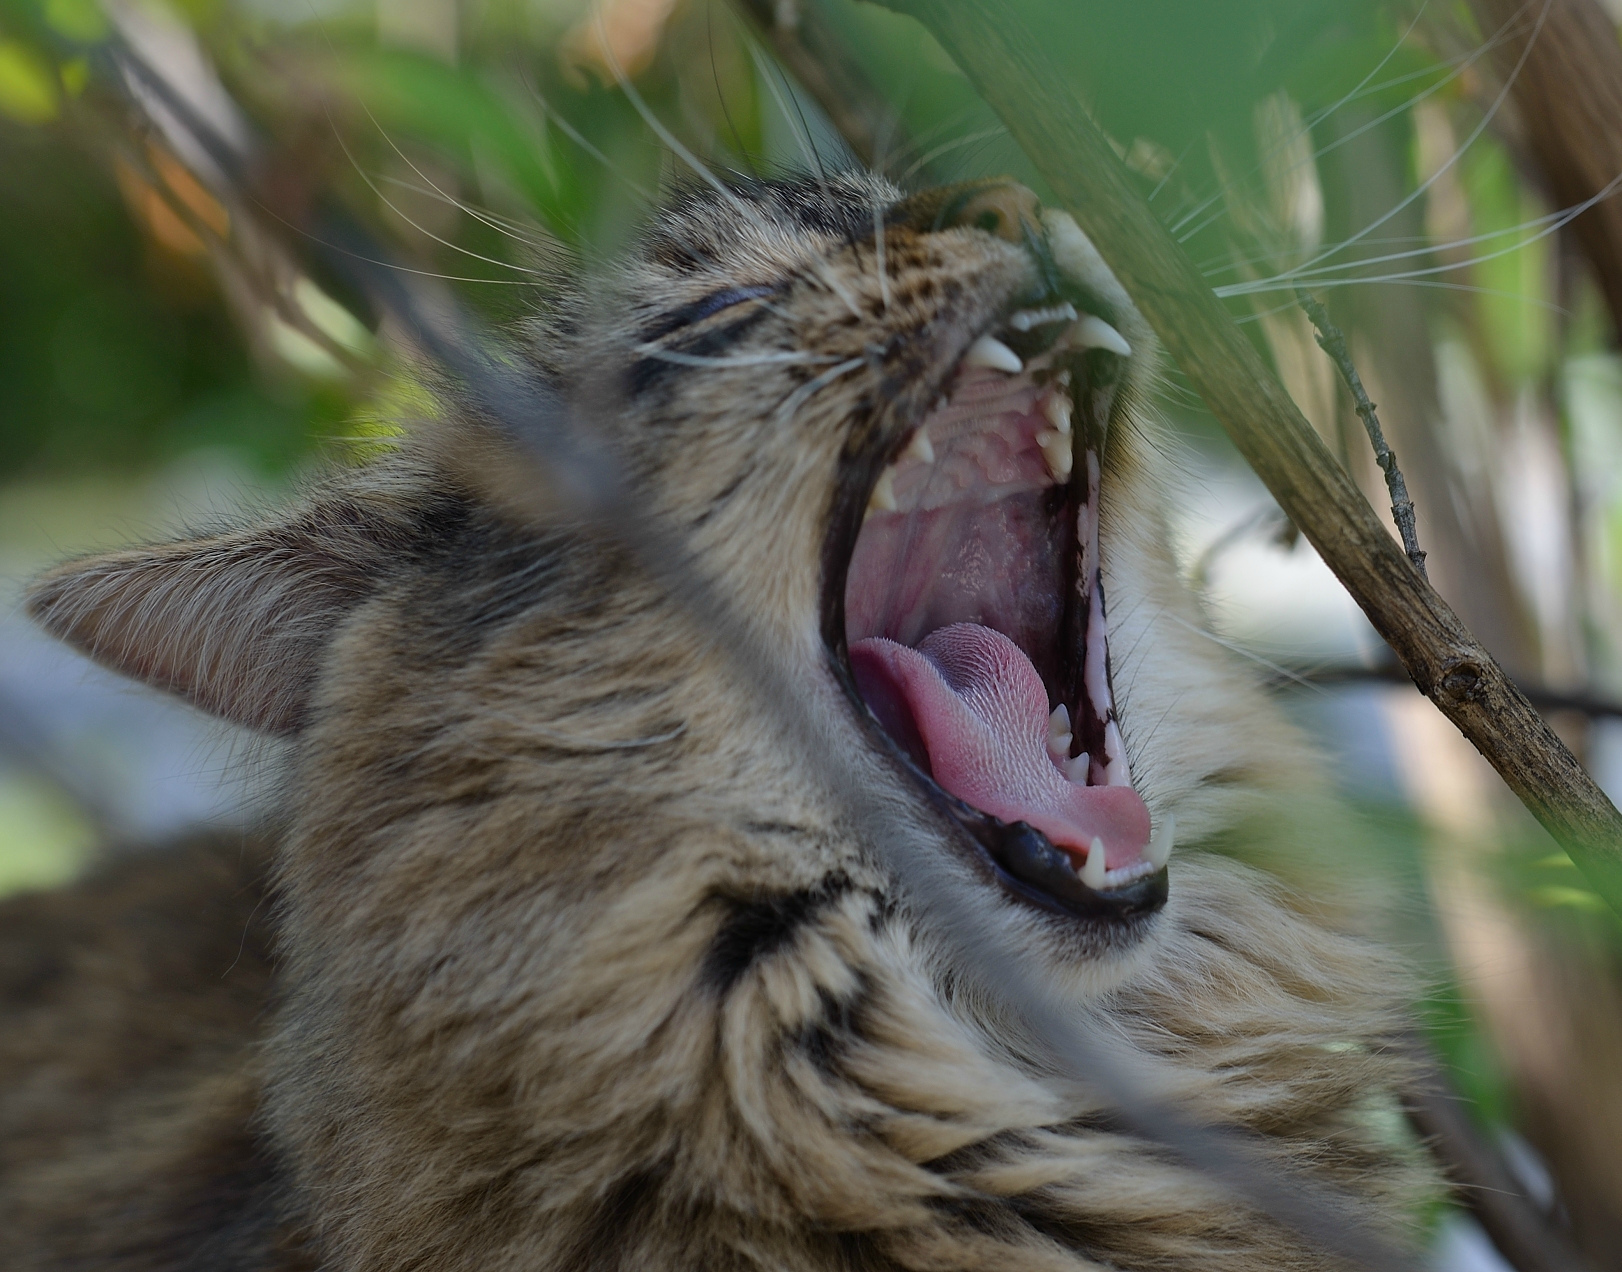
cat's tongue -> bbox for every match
[851,624,1150,871]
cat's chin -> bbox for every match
[826,296,1171,930]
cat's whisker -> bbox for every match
[482,715,688,753]
[896,127,1007,184]
[1160,611,1328,694]
[1167,4,1516,252]
[1276,0,1551,283]
[354,97,562,252]
[774,355,867,424]
[871,191,891,313]
[332,132,552,279]
[633,346,847,369]
[522,73,654,203]
[1227,170,1622,295]
[595,6,747,217]
[375,176,552,250]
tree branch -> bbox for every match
[1279,661,1622,724]
[1297,289,1428,578]
[868,0,1622,914]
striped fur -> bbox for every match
[7,173,1437,1269]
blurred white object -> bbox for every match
[1431,1214,1514,1272]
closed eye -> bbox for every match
[641,283,781,343]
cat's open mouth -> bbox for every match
[830,302,1170,924]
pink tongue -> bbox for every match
[851,624,1151,870]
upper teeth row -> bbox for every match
[864,315,1127,515]
[964,310,1132,376]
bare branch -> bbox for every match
[1280,662,1622,723]
[870,0,1622,917]
[1296,289,1427,578]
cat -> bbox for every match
[2,171,1437,1270]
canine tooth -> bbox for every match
[1047,703,1071,739]
[1080,838,1108,890]
[1103,719,1130,786]
[1043,391,1073,435]
[1047,704,1072,758]
[1073,314,1131,357]
[903,429,935,464]
[1065,753,1090,784]
[1145,813,1175,871]
[868,468,898,513]
[1037,429,1073,481]
[965,334,1023,373]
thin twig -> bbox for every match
[1296,289,1428,578]
[1278,662,1622,722]
[871,0,1622,920]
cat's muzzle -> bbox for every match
[829,281,1170,927]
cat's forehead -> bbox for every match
[632,172,904,282]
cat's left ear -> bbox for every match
[27,480,433,734]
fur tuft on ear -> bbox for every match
[27,474,438,734]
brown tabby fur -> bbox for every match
[4,172,1437,1269]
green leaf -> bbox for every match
[0,39,59,123]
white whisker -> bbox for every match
[774,355,865,424]
[1273,0,1553,283]
[1161,612,1329,694]
[1222,171,1622,299]
[375,176,552,250]
[523,73,653,203]
[595,6,746,215]
[872,190,891,313]
[633,346,846,368]
[748,41,825,180]
[898,127,1006,185]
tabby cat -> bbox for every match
[1,172,1437,1270]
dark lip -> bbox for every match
[820,294,1169,929]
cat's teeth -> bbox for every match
[1007,302,1078,332]
[1037,429,1073,481]
[1080,838,1108,890]
[965,334,1023,373]
[867,468,898,514]
[903,428,935,464]
[1047,704,1072,758]
[1064,753,1090,784]
[1103,861,1155,888]
[1145,813,1175,871]
[1102,719,1131,786]
[1073,314,1132,357]
[1043,390,1072,435]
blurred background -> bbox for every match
[1,0,1620,1265]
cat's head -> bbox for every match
[33,171,1286,946]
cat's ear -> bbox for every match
[27,481,432,734]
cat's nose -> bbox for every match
[890,179,1043,244]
